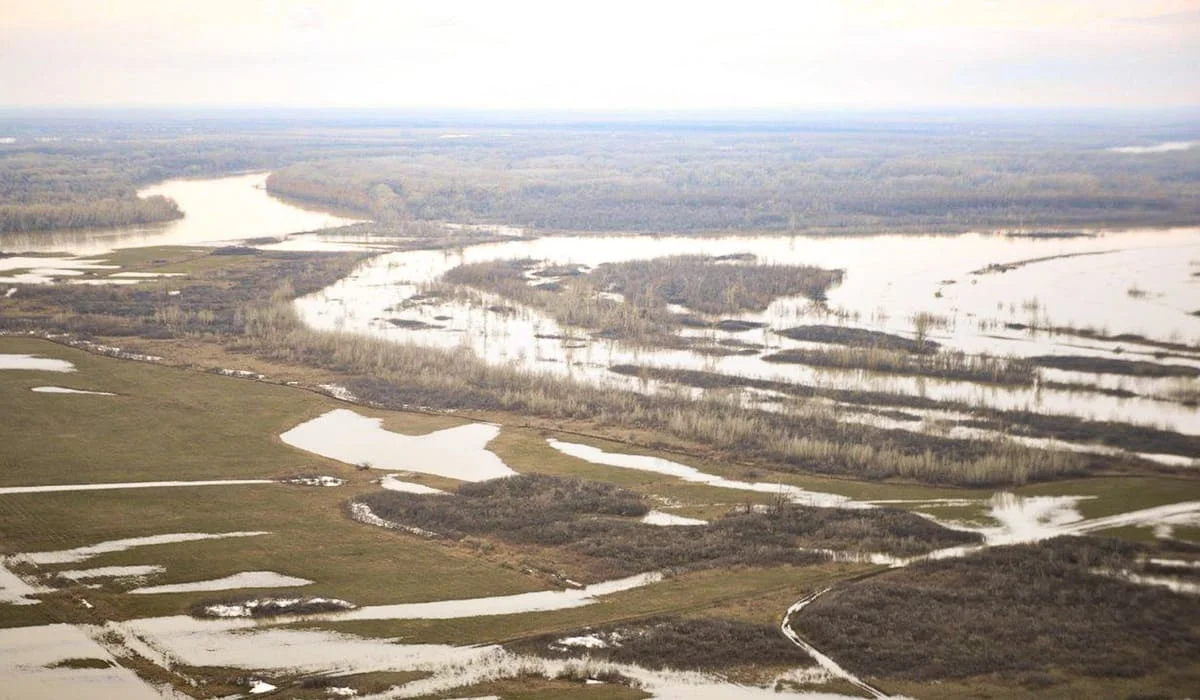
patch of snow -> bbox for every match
[641,510,707,526]
[249,679,277,694]
[286,476,346,487]
[130,571,313,595]
[218,368,266,380]
[348,502,440,538]
[380,475,446,494]
[283,409,515,481]
[554,634,608,649]
[318,384,358,402]
[0,354,76,372]
[4,287,14,298]
[25,531,270,565]
[201,596,355,618]
[31,386,115,395]
[326,688,357,697]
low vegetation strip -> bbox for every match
[775,325,938,354]
[355,475,980,579]
[793,537,1200,682]
[510,616,810,671]
[1029,355,1200,378]
[763,346,1036,385]
[609,364,1199,458]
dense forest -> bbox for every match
[264,121,1200,233]
[2,111,1198,235]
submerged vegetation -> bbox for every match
[439,255,841,341]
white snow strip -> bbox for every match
[282,409,515,481]
[31,386,115,395]
[641,510,707,526]
[250,679,278,694]
[0,479,274,495]
[0,354,75,372]
[25,531,270,565]
[57,565,165,580]
[130,571,313,595]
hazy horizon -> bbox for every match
[2,0,1198,111]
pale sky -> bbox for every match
[1,0,1198,110]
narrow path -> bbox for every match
[0,479,274,495]
[781,588,888,699]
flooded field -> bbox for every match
[293,227,1200,463]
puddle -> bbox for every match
[30,386,115,395]
[25,531,270,565]
[547,439,860,508]
[129,571,313,595]
[281,409,515,481]
[641,510,708,526]
[0,479,274,495]
[0,256,119,284]
[0,354,76,372]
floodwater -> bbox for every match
[296,227,1200,442]
[0,173,360,256]
[547,439,860,508]
[280,409,515,481]
[0,624,164,699]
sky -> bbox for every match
[1,0,1198,110]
